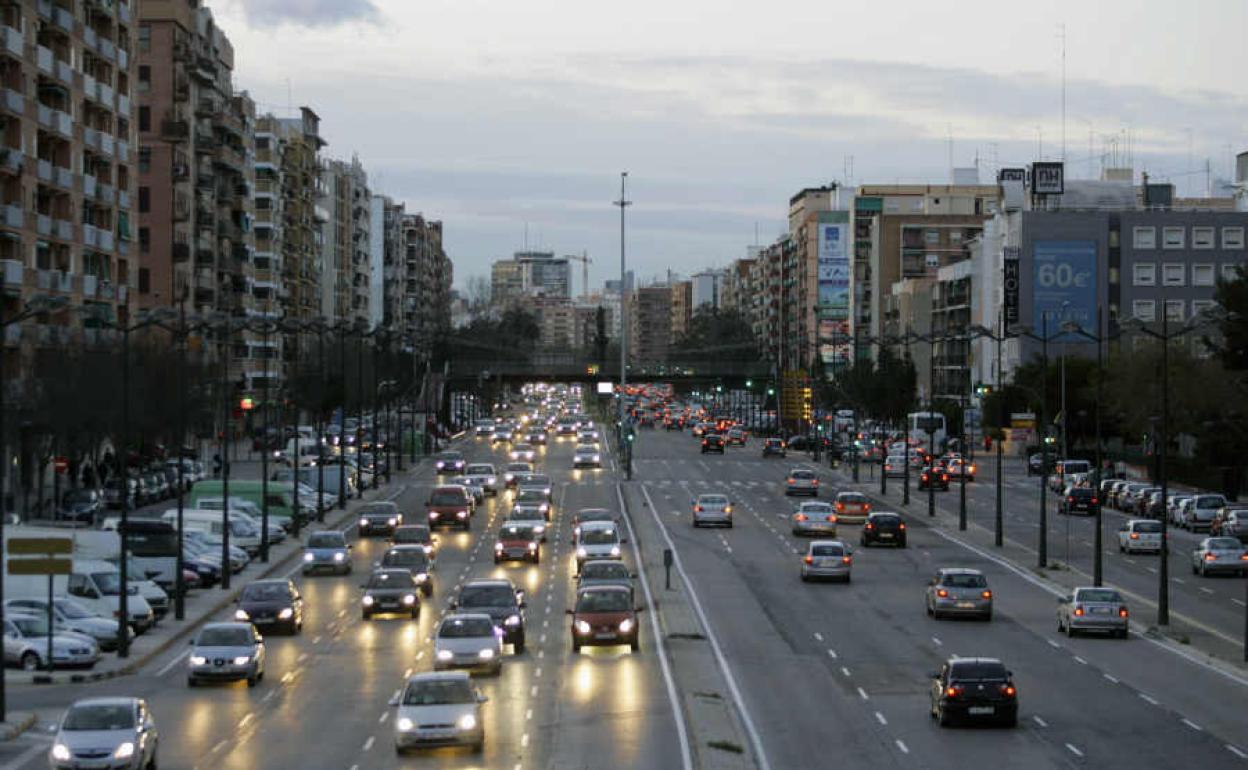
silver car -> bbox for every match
[800,540,852,582]
[392,671,487,754]
[433,613,503,675]
[692,494,733,528]
[785,468,820,497]
[302,530,352,575]
[575,522,625,573]
[576,560,635,591]
[513,488,552,520]
[463,464,499,496]
[504,508,548,541]
[516,474,553,500]
[1190,537,1248,576]
[791,501,838,536]
[187,622,266,687]
[1057,587,1129,639]
[4,598,121,652]
[509,443,537,462]
[49,697,158,770]
[573,445,602,468]
[3,614,100,671]
[925,568,993,620]
[451,476,486,505]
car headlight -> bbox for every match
[435,462,445,469]
[234,609,250,621]
[478,648,495,659]
[233,655,251,666]
[494,542,504,551]
[303,552,314,562]
[278,608,294,620]
[333,552,346,562]
[415,572,428,582]
[619,618,634,633]
[534,525,546,534]
[359,518,368,527]
[362,595,375,606]
[528,542,538,551]
[429,511,440,518]
[539,504,549,512]
[575,620,591,635]
[436,649,453,661]
[592,455,600,462]
[423,545,433,554]
[52,743,71,761]
[487,477,496,485]
[457,510,468,518]
[610,546,621,557]
[190,655,207,666]
[576,547,587,558]
[402,594,416,605]
[504,614,521,626]
[387,518,397,526]
[458,713,478,731]
[397,717,415,731]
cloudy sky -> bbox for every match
[210,0,1248,290]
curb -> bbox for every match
[0,712,36,742]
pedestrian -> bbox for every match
[984,434,992,452]
[212,453,222,478]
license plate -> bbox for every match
[968,707,994,715]
[594,632,616,640]
[956,602,974,609]
[817,559,837,567]
[879,533,893,539]
[1091,607,1110,614]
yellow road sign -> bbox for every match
[8,537,73,555]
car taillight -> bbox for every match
[946,686,962,698]
[1073,606,1084,616]
[787,478,795,484]
[941,474,948,481]
[1001,684,1016,697]
[1205,553,1217,561]
[842,556,852,565]
[1118,607,1129,618]
[969,466,976,474]
[864,504,871,512]
[794,514,808,521]
[1067,496,1074,503]
[936,589,948,598]
[803,555,813,565]
[981,590,992,599]
[1241,554,1248,561]
[865,522,874,530]
[1091,497,1098,504]
[898,522,906,530]
[836,502,845,511]
[826,515,837,522]
[1130,532,1139,539]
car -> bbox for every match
[1117,519,1164,554]
[187,622,265,687]
[761,438,787,458]
[526,429,548,445]
[883,455,912,479]
[573,444,602,469]
[833,492,871,524]
[392,524,438,559]
[427,486,473,531]
[358,501,403,537]
[234,579,304,635]
[450,475,486,505]
[568,585,641,653]
[392,671,487,754]
[1057,586,1129,638]
[432,613,503,675]
[3,614,100,671]
[726,429,747,446]
[1107,480,1132,509]
[57,488,103,525]
[572,509,620,542]
[494,523,542,564]
[925,568,991,619]
[49,697,159,770]
[790,500,838,536]
[491,426,512,444]
[302,530,352,575]
[1027,452,1048,476]
[1182,494,1228,532]
[1167,495,1195,526]
[3,598,120,652]
[102,478,138,510]
[474,420,496,437]
[361,568,422,620]
[509,443,537,462]
[1212,505,1248,542]
[576,560,635,591]
[462,463,499,496]
[378,546,435,595]
[450,579,527,653]
[918,464,950,491]
[575,522,625,573]
[861,511,907,547]
[785,468,820,496]
[577,429,600,445]
[800,540,852,582]
[701,434,726,454]
[945,458,976,482]
[692,493,733,528]
[1058,486,1100,516]
[503,462,533,488]
[513,487,553,520]
[516,474,553,500]
[434,451,467,475]
[929,657,1018,727]
[1190,537,1248,576]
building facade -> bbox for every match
[629,285,671,366]
[669,279,691,343]
[319,155,369,325]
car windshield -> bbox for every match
[438,617,495,638]
[465,465,493,475]
[307,533,346,548]
[950,662,1008,681]
[438,453,464,462]
[700,496,728,506]
[13,616,52,635]
[811,545,844,557]
[578,511,614,523]
[501,526,537,540]
[64,489,95,504]
[802,504,834,514]
[361,503,398,516]
[942,573,987,588]
[63,704,135,731]
[1077,589,1123,603]
[580,529,618,545]
[576,591,631,612]
[581,563,630,580]
[197,627,252,646]
[1196,496,1226,508]
[54,600,94,619]
[1134,521,1163,533]
[403,679,477,705]
[92,572,122,596]
[459,585,516,607]
[383,550,429,569]
[1208,538,1242,550]
[430,491,466,506]
[526,476,551,486]
[517,491,546,504]
[241,584,289,602]
[368,572,415,589]
[394,527,430,543]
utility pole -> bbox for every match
[614,172,632,477]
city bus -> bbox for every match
[908,411,947,451]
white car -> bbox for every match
[504,508,548,540]
[509,443,537,462]
[1117,519,1164,554]
[50,697,159,770]
[791,500,837,536]
[462,464,499,496]
[392,671,487,754]
[432,613,503,675]
[1182,494,1227,532]
[692,494,733,528]
[3,614,100,671]
[573,445,602,469]
[575,522,625,573]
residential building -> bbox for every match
[490,250,570,306]
[373,195,406,331]
[319,156,369,325]
[490,259,523,305]
[572,302,611,350]
[691,269,723,310]
[587,289,621,340]
[400,212,451,359]
[535,296,574,349]
[629,285,671,366]
[720,257,756,316]
[670,279,692,342]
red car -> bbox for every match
[494,523,542,564]
[426,485,472,530]
[568,585,641,653]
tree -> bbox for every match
[1208,264,1248,371]
[670,308,759,363]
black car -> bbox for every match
[58,489,102,525]
[358,501,402,537]
[451,579,527,653]
[1058,487,1100,516]
[918,465,950,491]
[762,438,787,458]
[433,451,466,475]
[930,657,1018,727]
[235,578,304,634]
[360,568,421,620]
[664,419,683,431]
[701,435,726,454]
[860,512,907,548]
[378,546,434,596]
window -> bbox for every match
[1132,263,1156,286]
[1165,300,1185,322]
[138,147,150,173]
[1133,227,1156,249]
[1192,227,1215,249]
[138,187,149,213]
[1192,264,1215,287]
[137,66,150,92]
[1192,299,1215,318]
[1223,227,1244,249]
[1162,263,1184,286]
[1108,266,1120,285]
[138,267,150,294]
[137,106,149,132]
[1109,229,1120,248]
[924,229,939,245]
[1132,300,1156,322]
[138,227,149,254]
[949,231,962,243]
[1162,226,1185,249]
[1224,263,1245,282]
[138,24,151,53]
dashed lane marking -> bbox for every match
[362,736,375,751]
[895,740,909,754]
[1066,744,1084,758]
[1139,693,1160,706]
[1182,718,1203,731]
[1033,715,1048,728]
[874,711,887,725]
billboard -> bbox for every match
[1003,246,1020,326]
[1032,162,1065,195]
[817,222,850,319]
[1032,240,1097,342]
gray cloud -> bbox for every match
[239,0,380,27]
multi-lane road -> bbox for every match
[4,425,1247,769]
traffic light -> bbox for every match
[975,383,993,397]
[240,397,254,411]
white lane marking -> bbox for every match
[1066,744,1084,758]
[530,685,538,697]
[1172,578,1185,585]
[0,743,48,770]
[211,740,229,754]
[1073,656,1087,665]
[521,733,530,748]
[311,635,322,644]
[535,667,542,678]
[362,736,375,751]
[1182,718,1203,731]
[826,649,837,659]
[931,636,942,647]
[238,713,254,729]
[1046,639,1061,649]
[857,687,869,701]
[874,711,887,725]
[525,708,532,721]
[1199,587,1214,595]
[1226,745,1248,760]
[261,690,276,703]
[614,484,695,770]
[155,649,189,677]
[895,739,909,754]
[813,632,823,642]
[1139,693,1160,706]
[1033,715,1048,727]
[1233,598,1246,607]
[840,667,851,677]
[1103,674,1119,684]
[379,711,389,724]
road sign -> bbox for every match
[53,457,68,473]
[7,558,72,575]
[8,537,73,555]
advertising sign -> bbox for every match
[818,222,850,320]
[1003,246,1020,326]
[1032,240,1097,342]
[1032,162,1065,195]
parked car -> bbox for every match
[3,614,100,671]
[1181,494,1227,532]
[1190,537,1248,576]
[57,489,103,525]
[1212,505,1248,542]
[3,598,120,652]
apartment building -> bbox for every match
[319,155,369,325]
[629,285,671,366]
[669,279,691,343]
[720,256,755,316]
[372,195,405,332]
[400,212,451,360]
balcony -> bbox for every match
[172,242,190,262]
[1,204,21,229]
[2,25,21,57]
[54,218,71,240]
[36,158,52,182]
[55,59,73,84]
[1,259,22,290]
[36,214,50,236]
[195,96,217,117]
[98,38,115,62]
[96,182,114,205]
[117,189,129,209]
[83,223,99,247]
[54,165,73,189]
[117,47,127,70]
[99,83,114,107]
[53,109,71,138]
[83,73,97,101]
[98,229,114,250]
[3,89,23,115]
[82,273,97,297]
[82,173,97,197]
[119,2,131,24]
[36,45,52,74]
[83,27,96,50]
[117,93,129,116]
[99,133,114,156]
[160,118,189,141]
[82,127,98,149]
[2,325,18,346]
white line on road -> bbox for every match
[1033,715,1048,728]
[0,743,48,770]
[238,713,254,730]
[211,740,228,754]
[1199,587,1215,595]
[813,632,823,642]
[1227,745,1248,760]
[874,711,887,725]
[1046,639,1061,649]
[826,649,837,659]
[521,733,530,748]
[311,635,322,644]
[1172,578,1185,585]
[1182,718,1203,731]
[1234,598,1247,607]
[261,690,276,703]
[857,687,869,700]
[1073,656,1087,665]
[841,666,851,677]
[525,709,532,721]
[379,712,389,723]
[1139,693,1160,706]
[895,740,909,754]
[931,636,942,646]
[155,650,189,677]
[530,685,538,697]
[1103,674,1119,684]
[1066,743,1084,758]
[362,736,375,751]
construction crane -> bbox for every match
[567,251,592,299]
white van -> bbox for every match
[191,498,286,544]
[278,438,321,468]
[161,509,263,555]
[4,558,156,634]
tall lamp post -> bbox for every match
[1016,314,1066,568]
[613,171,631,476]
[969,317,1011,548]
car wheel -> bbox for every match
[411,608,420,619]
[572,639,581,653]
[362,611,371,621]
[247,673,258,688]
[493,556,500,565]
[982,611,993,622]
[1191,562,1199,575]
[533,553,541,564]
[146,749,158,770]
[187,676,197,688]
[800,573,809,582]
[514,636,526,655]
[1057,617,1064,633]
[925,601,934,617]
[631,636,640,652]
[843,574,852,584]
[1001,712,1018,728]
[19,652,39,672]
[938,705,953,727]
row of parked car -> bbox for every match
[1095,478,1246,539]
[55,458,210,526]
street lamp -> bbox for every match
[1014,314,1067,569]
[1060,313,1112,585]
[968,316,1012,548]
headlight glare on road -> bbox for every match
[233,656,251,666]
[113,741,135,760]
[402,594,416,605]
[334,552,346,562]
[478,648,495,659]
[278,608,294,620]
[458,713,477,731]
[575,620,591,635]
[619,619,634,633]
[362,595,375,606]
[436,649,453,661]
[51,743,71,761]
[504,614,521,626]
[234,609,250,621]
[190,655,207,666]
[397,717,414,731]
[303,552,314,562]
